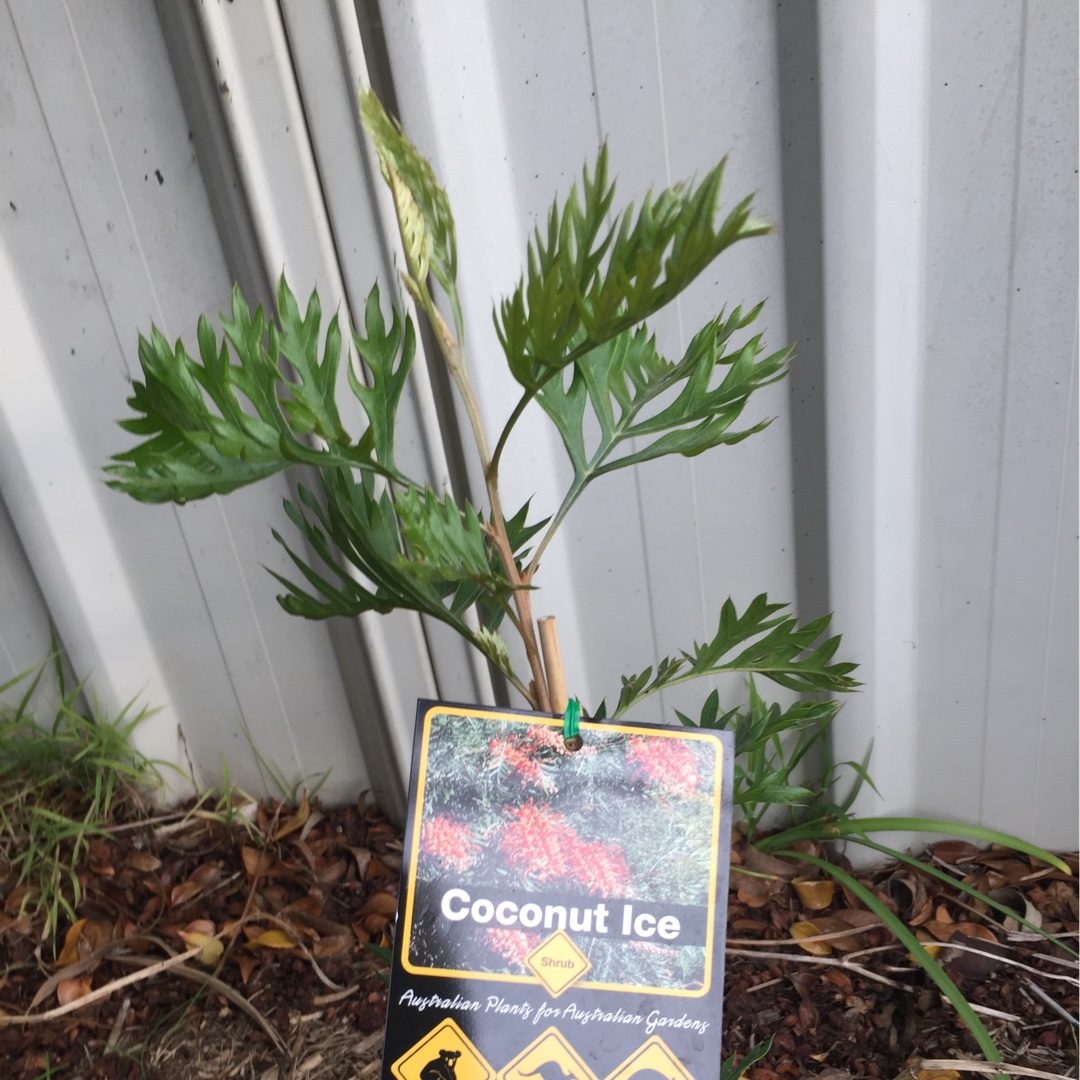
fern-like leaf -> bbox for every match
[105,280,411,504]
[608,594,859,718]
[495,147,771,391]
[536,305,791,519]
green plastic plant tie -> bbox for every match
[562,698,581,750]
[563,698,580,738]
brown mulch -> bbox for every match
[0,798,1076,1080]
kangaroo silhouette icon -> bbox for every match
[518,1063,580,1080]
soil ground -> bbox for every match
[0,798,1075,1080]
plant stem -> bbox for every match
[424,289,551,711]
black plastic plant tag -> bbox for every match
[381,700,734,1080]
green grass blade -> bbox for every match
[777,850,1005,1072]
[761,816,1071,874]
[849,836,1078,960]
[720,1036,773,1080]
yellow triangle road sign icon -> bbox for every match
[497,1026,599,1080]
[525,930,592,997]
[603,1034,697,1080]
[390,1017,495,1080]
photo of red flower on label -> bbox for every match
[403,708,723,994]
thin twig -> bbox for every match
[918,1058,1073,1080]
[110,954,287,1055]
[105,996,130,1052]
[727,924,884,947]
[1024,951,1080,970]
[935,941,1079,985]
[1020,978,1080,1028]
[966,1002,1025,1023]
[0,944,205,1027]
[725,947,912,991]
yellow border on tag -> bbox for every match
[401,704,724,998]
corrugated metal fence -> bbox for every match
[1,0,1075,844]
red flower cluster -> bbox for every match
[570,840,632,896]
[499,800,632,895]
[627,736,701,799]
[485,927,541,969]
[499,801,573,881]
[489,735,545,786]
[420,815,480,872]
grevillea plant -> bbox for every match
[105,91,1070,1063]
[105,89,856,788]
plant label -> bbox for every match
[381,701,734,1080]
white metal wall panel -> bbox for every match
[818,2,928,826]
[0,492,65,717]
[0,0,373,804]
[820,1,1077,847]
[974,2,1078,844]
[1,0,1075,845]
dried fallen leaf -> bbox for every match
[247,929,299,950]
[236,953,258,985]
[313,934,353,958]
[952,921,998,943]
[57,918,87,968]
[932,840,982,865]
[888,869,931,924]
[923,919,957,943]
[909,928,943,961]
[793,876,835,910]
[272,793,311,843]
[315,859,347,886]
[125,851,161,873]
[242,846,276,880]
[4,885,29,916]
[349,846,372,879]
[946,927,1008,979]
[732,918,771,933]
[735,870,772,909]
[177,921,223,967]
[366,857,394,879]
[56,975,93,1006]
[744,846,800,880]
[360,892,399,917]
[282,894,324,919]
[811,916,865,953]
[790,920,832,956]
[169,878,204,909]
[363,914,391,936]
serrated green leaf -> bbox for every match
[608,594,859,719]
[105,281,400,504]
[531,308,791,549]
[348,284,416,470]
[395,486,515,596]
[272,277,348,444]
[495,147,771,391]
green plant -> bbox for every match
[103,90,1069,1063]
[720,1037,772,1080]
[0,656,164,940]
